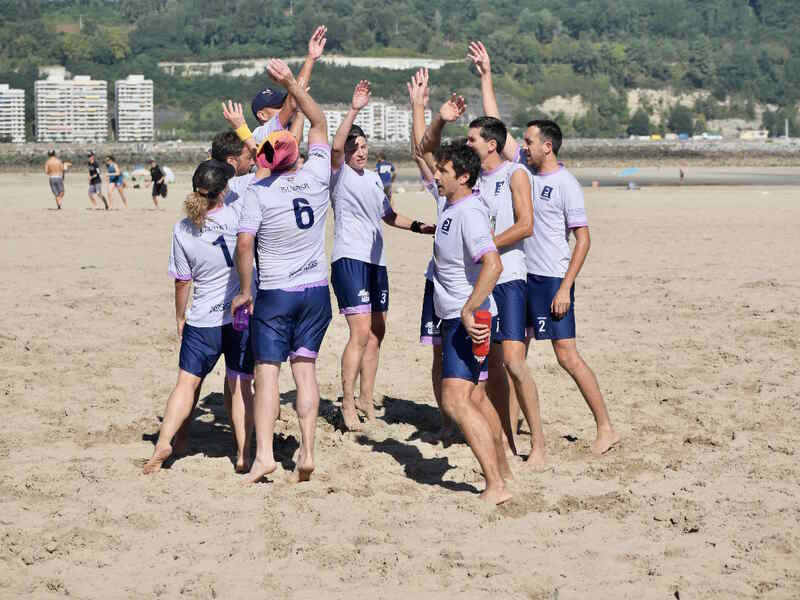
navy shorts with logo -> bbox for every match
[419,278,442,345]
[331,257,389,315]
[252,284,332,363]
[440,318,489,384]
[179,323,254,379]
[525,274,576,340]
[492,279,527,343]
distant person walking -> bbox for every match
[87,152,108,209]
[44,149,65,209]
[149,158,167,209]
[104,155,128,209]
[375,152,396,206]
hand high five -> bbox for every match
[308,25,327,60]
[439,93,466,122]
[266,58,294,86]
[467,40,491,76]
[351,80,371,111]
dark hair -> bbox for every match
[526,119,563,156]
[345,124,367,154]
[299,152,308,161]
[105,155,115,161]
[434,138,480,188]
[186,160,233,228]
[47,149,56,157]
[377,151,386,160]
[469,116,507,153]
[211,131,245,162]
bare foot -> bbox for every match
[341,402,361,431]
[525,446,547,470]
[235,453,250,474]
[244,456,277,484]
[294,450,314,483]
[355,396,375,420]
[591,427,621,455]
[143,443,172,474]
[480,486,512,505]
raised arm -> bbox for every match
[277,25,327,128]
[493,169,533,249]
[408,68,437,174]
[331,80,371,169]
[420,93,466,155]
[468,40,519,161]
[290,110,305,146]
[222,100,259,157]
[266,58,327,147]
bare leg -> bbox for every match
[88,193,97,209]
[226,374,254,472]
[502,340,546,468]
[441,378,511,505]
[471,381,512,481]
[173,379,203,455]
[56,192,64,209]
[245,362,280,483]
[152,195,160,209]
[117,186,129,208]
[430,345,456,441]
[340,313,371,430]
[356,312,385,420]
[552,338,619,454]
[143,370,202,474]
[486,344,515,454]
[290,358,319,482]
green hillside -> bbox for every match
[1,0,799,138]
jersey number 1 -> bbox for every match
[213,235,233,267]
[293,198,314,230]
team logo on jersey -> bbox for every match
[440,218,452,234]
[494,181,505,195]
[358,289,370,303]
[540,185,553,201]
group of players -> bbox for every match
[44,149,169,210]
[142,28,619,505]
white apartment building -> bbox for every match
[0,84,25,142]
[303,103,431,146]
[115,74,153,141]
[35,73,107,142]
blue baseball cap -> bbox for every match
[251,86,288,119]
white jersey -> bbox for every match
[225,173,255,206]
[432,193,497,320]
[525,166,588,278]
[477,160,530,284]
[423,178,447,281]
[251,114,283,145]
[168,203,244,328]
[330,165,393,265]
[239,143,331,290]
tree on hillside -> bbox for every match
[627,108,651,136]
[667,104,694,134]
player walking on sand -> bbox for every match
[469,40,619,455]
[44,149,65,209]
[87,152,108,209]
[230,59,332,484]
[104,155,128,209]
[143,159,255,475]
[330,79,434,431]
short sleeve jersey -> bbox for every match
[432,194,497,320]
[168,203,245,327]
[88,162,101,185]
[225,173,255,206]
[423,178,447,281]
[525,166,588,278]
[330,165,393,266]
[376,160,395,186]
[252,114,284,145]
[238,143,331,290]
[477,161,530,284]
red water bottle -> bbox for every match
[232,305,250,332]
[472,309,492,362]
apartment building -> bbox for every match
[114,74,154,141]
[35,73,107,142]
[0,84,25,142]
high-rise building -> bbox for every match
[35,73,107,142]
[0,84,25,142]
[300,104,432,147]
[115,74,153,141]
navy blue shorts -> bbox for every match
[331,258,389,315]
[419,278,442,345]
[525,274,576,340]
[440,318,489,384]
[179,323,254,379]
[252,285,332,363]
[492,279,527,343]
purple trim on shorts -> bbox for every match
[473,245,497,263]
[309,143,330,152]
[169,270,192,281]
[481,161,508,177]
[478,370,489,382]
[281,279,328,293]
[420,335,442,346]
[340,304,372,315]
[289,347,318,360]
[226,367,254,381]
[238,227,258,235]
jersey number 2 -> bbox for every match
[293,198,314,230]
[213,235,233,267]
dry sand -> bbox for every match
[1,173,798,599]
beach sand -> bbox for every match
[1,173,798,599]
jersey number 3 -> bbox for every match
[293,198,314,230]
[213,235,234,267]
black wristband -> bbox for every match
[410,220,422,233]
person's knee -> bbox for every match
[555,344,581,372]
[503,358,528,382]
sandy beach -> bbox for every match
[1,172,798,599]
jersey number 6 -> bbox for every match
[293,198,314,230]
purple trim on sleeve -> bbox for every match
[340,304,372,315]
[281,279,329,293]
[169,271,192,281]
[567,221,588,229]
[309,143,330,152]
[226,367,254,381]
[289,347,318,360]
[473,245,497,264]
[419,335,442,346]
[237,227,258,235]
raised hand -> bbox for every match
[439,93,466,122]
[222,100,246,129]
[308,25,327,60]
[407,68,429,106]
[351,80,371,111]
[467,40,491,76]
[266,58,294,87]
